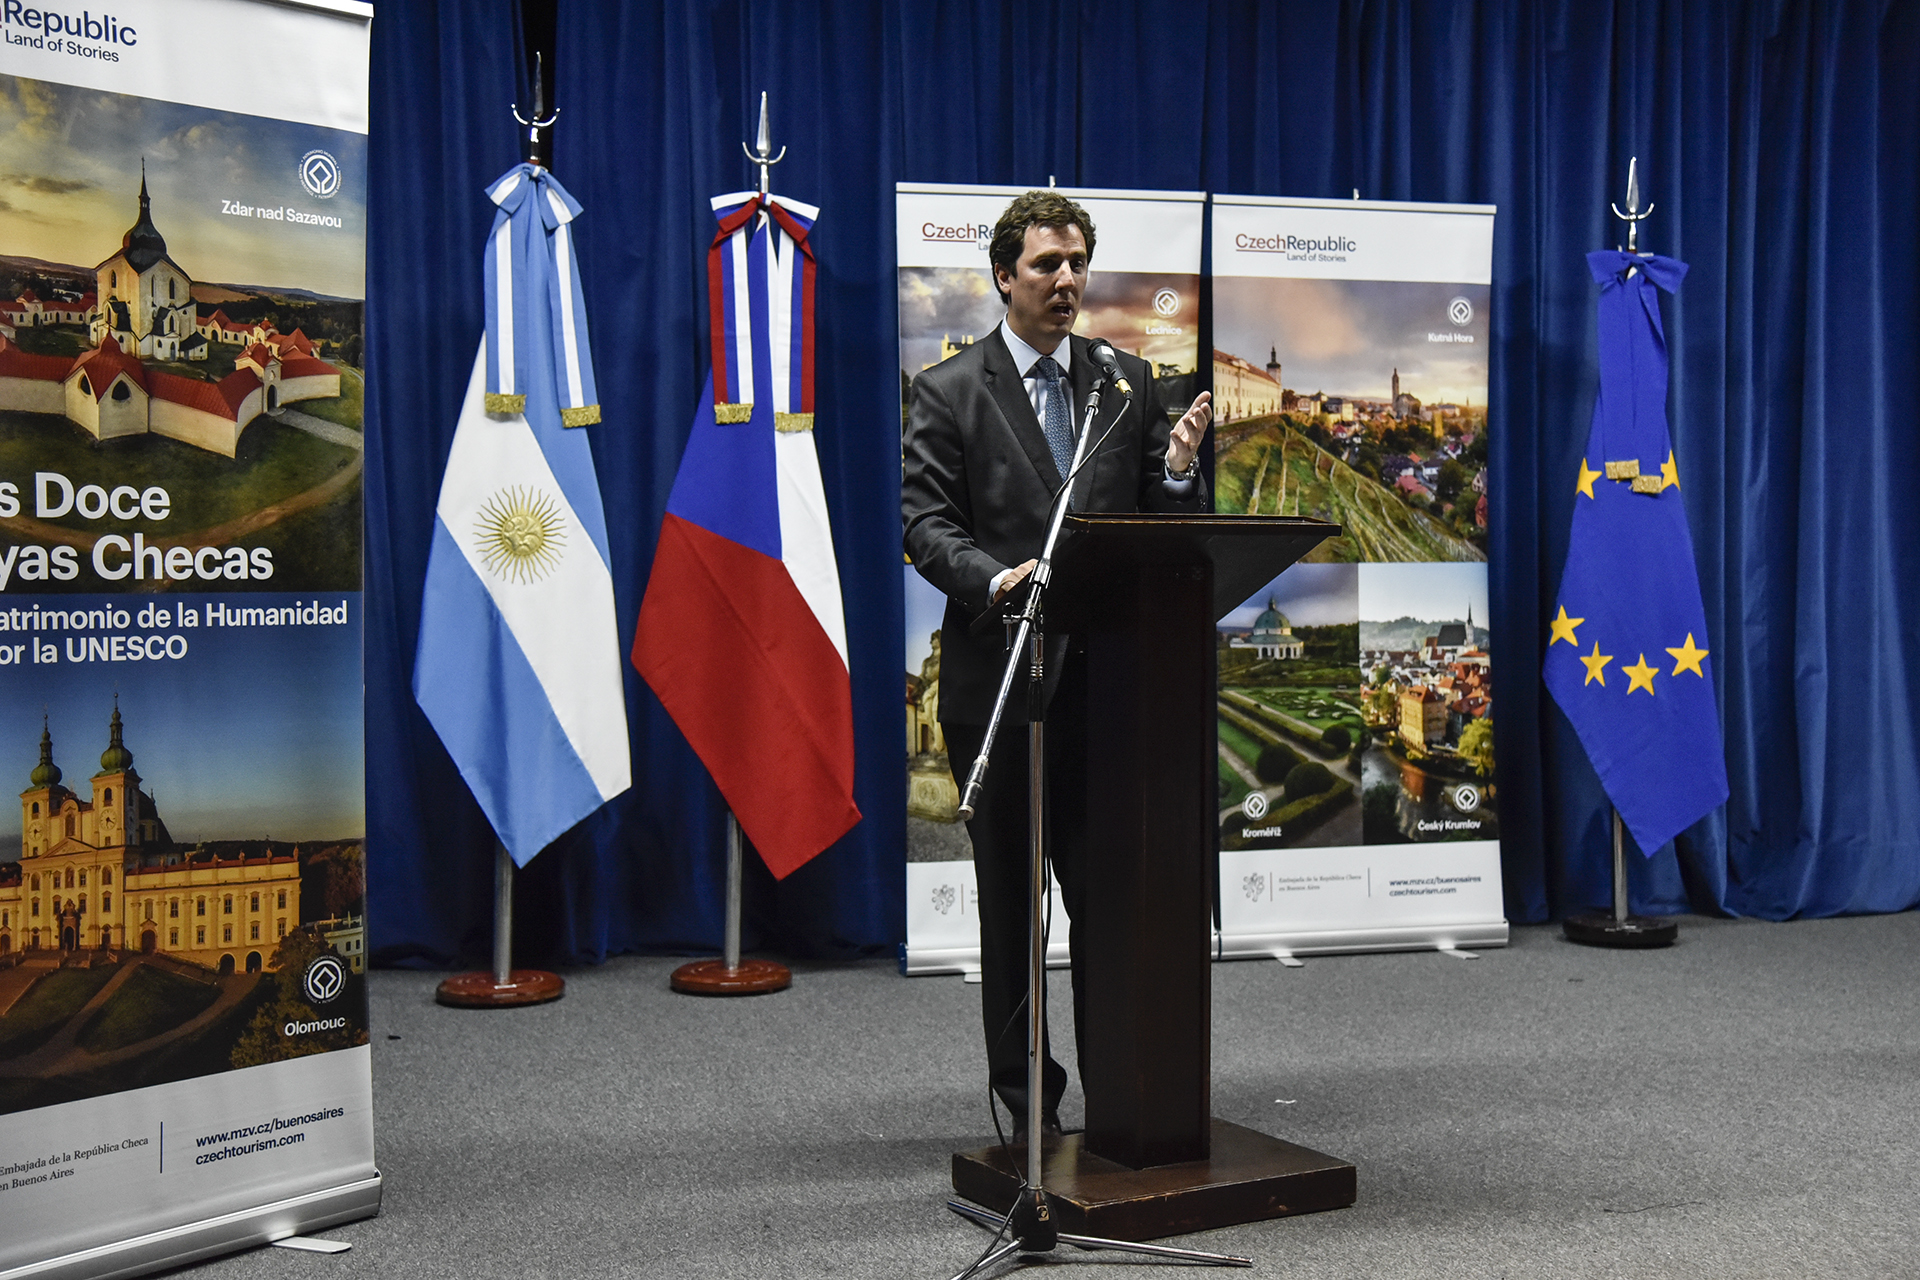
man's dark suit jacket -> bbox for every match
[902,327,1208,725]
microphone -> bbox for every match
[1086,338,1132,396]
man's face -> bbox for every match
[995,222,1088,351]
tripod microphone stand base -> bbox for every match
[946,1196,1249,1277]
[952,1118,1354,1249]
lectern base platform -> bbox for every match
[952,1118,1354,1242]
[1563,913,1678,948]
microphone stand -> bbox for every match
[948,376,1247,1277]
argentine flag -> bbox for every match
[415,166,630,865]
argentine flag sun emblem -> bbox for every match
[475,486,567,583]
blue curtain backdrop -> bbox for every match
[365,0,1920,966]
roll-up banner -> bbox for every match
[0,2,377,1275]
[1209,195,1507,959]
[897,183,1203,975]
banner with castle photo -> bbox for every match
[1209,195,1507,959]
[896,184,1202,975]
[0,2,377,1274]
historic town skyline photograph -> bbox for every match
[1213,276,1489,406]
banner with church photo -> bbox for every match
[1209,195,1507,960]
[896,183,1202,975]
[0,2,377,1275]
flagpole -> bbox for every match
[432,27,573,1008]
[1611,810,1629,926]
[660,93,802,998]
[435,837,566,1006]
[670,812,793,994]
[494,839,513,983]
[1562,157,1680,952]
[723,814,744,970]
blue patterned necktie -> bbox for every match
[1033,355,1074,480]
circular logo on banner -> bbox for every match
[299,149,342,199]
[1152,287,1182,317]
[1242,792,1269,820]
[302,953,347,1005]
[1447,296,1474,326]
[1450,783,1481,813]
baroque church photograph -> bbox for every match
[0,696,369,1118]
[0,704,303,974]
[0,170,344,458]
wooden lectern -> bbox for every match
[952,513,1358,1241]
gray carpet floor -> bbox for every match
[184,912,1919,1279]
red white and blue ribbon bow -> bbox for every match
[707,191,817,430]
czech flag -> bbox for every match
[632,192,860,879]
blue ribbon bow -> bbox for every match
[482,163,601,426]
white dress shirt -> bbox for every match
[999,318,1073,424]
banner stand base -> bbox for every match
[435,970,565,1007]
[670,958,791,996]
[1562,913,1677,949]
[2,1174,381,1280]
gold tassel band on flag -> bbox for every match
[485,392,527,415]
[1629,475,1666,495]
[774,412,815,433]
[714,402,753,423]
[560,404,601,427]
[1604,459,1640,480]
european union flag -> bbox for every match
[1543,251,1728,855]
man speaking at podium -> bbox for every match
[902,190,1213,1136]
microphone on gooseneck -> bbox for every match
[1085,338,1132,396]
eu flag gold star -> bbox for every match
[1549,606,1583,647]
[1575,458,1601,500]
[1666,633,1708,677]
[1624,654,1658,696]
[1579,642,1611,686]
[1660,449,1680,492]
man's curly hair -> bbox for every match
[988,190,1097,303]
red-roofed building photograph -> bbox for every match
[0,174,351,458]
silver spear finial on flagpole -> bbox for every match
[1610,156,1654,258]
[512,51,560,168]
[741,91,787,197]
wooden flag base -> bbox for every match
[953,1119,1354,1242]
[670,958,791,995]
[435,969,565,1007]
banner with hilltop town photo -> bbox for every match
[896,183,1203,975]
[0,2,377,1275]
[1209,195,1507,959]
